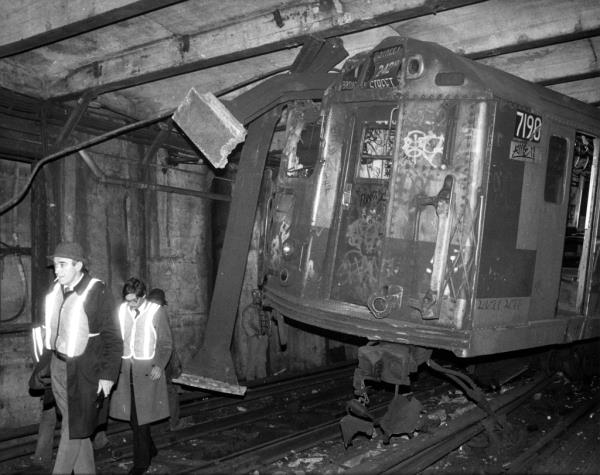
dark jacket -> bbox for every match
[57,272,122,438]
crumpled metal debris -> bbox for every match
[340,395,424,447]
[379,395,423,443]
[340,413,375,448]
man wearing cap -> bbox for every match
[44,241,122,474]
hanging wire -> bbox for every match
[0,240,28,322]
[0,111,174,216]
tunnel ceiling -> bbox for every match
[0,0,598,122]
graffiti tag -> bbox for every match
[402,130,445,166]
[509,139,538,163]
[476,298,522,312]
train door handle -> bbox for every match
[342,183,352,209]
[415,175,455,319]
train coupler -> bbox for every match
[353,342,431,390]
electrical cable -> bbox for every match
[0,240,28,322]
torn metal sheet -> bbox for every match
[378,395,423,443]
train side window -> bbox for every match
[544,136,568,203]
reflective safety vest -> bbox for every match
[118,301,160,360]
[44,278,101,357]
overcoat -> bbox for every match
[109,304,172,425]
[44,273,123,438]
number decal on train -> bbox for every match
[514,110,542,142]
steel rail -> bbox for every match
[344,374,553,474]
[504,396,600,473]
[0,362,355,463]
[172,395,395,474]
[169,382,455,474]
[101,375,361,465]
[162,378,454,473]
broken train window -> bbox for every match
[283,102,322,178]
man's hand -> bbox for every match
[97,379,114,396]
[149,365,162,381]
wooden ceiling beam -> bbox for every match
[479,37,600,85]
[549,78,600,105]
[48,0,486,100]
[93,32,600,118]
[0,0,187,58]
[384,0,600,57]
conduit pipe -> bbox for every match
[0,110,174,215]
[78,150,229,202]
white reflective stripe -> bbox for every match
[65,278,100,357]
[143,308,152,358]
[140,302,159,360]
[118,304,127,346]
[65,299,82,357]
[33,327,44,362]
[131,302,159,360]
[88,333,100,337]
[31,331,38,362]
[118,302,135,358]
[32,327,45,363]
[117,301,160,360]
[44,284,61,349]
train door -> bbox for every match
[559,132,599,317]
[527,121,574,321]
[330,103,396,305]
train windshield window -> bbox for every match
[358,123,395,180]
[545,136,568,203]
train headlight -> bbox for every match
[281,239,297,260]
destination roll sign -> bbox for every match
[365,45,403,89]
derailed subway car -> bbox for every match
[261,36,600,391]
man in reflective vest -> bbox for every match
[45,241,122,474]
[110,277,172,475]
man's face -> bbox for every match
[125,293,145,310]
[53,257,82,287]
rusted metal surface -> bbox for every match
[263,284,471,351]
[173,38,349,394]
[174,109,281,395]
[262,35,600,363]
